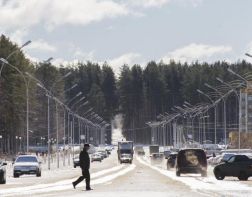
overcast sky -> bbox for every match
[1,0,252,74]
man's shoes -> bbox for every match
[86,187,93,191]
[72,182,76,189]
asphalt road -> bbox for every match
[38,155,202,197]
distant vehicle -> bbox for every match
[149,145,159,155]
[118,141,134,164]
[91,153,103,162]
[134,145,145,155]
[150,153,164,165]
[73,157,80,168]
[166,152,178,169]
[97,150,108,159]
[120,153,133,164]
[0,160,7,184]
[164,150,172,159]
[214,155,252,180]
[13,155,41,178]
[176,149,207,177]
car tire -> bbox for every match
[238,172,248,181]
[0,175,6,184]
[176,170,180,177]
[14,173,19,178]
[36,171,41,177]
[214,169,225,180]
[74,165,76,168]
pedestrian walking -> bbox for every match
[72,144,92,191]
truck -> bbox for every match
[149,145,159,155]
[117,141,134,164]
[214,155,252,180]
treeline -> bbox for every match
[0,35,118,153]
[119,61,252,144]
[1,34,252,150]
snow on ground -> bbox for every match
[0,164,136,196]
[137,156,252,197]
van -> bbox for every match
[176,148,207,177]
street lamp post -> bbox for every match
[0,58,30,153]
[0,40,31,77]
[197,89,217,145]
[205,83,227,145]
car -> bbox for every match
[176,149,207,177]
[91,153,103,162]
[97,150,108,159]
[213,155,252,181]
[120,153,133,164]
[164,150,172,159]
[0,160,7,184]
[73,157,80,168]
[166,152,177,169]
[13,155,42,178]
[134,145,145,155]
[150,153,164,165]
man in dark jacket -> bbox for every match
[72,144,92,190]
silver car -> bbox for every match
[13,155,42,178]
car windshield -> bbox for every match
[227,156,235,163]
[16,156,38,163]
[222,154,235,161]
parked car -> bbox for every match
[167,152,177,169]
[13,155,42,178]
[91,153,103,162]
[176,149,207,177]
[73,157,80,168]
[214,155,252,180]
[0,160,7,184]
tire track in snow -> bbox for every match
[0,164,136,196]
[137,156,252,197]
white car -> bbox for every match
[91,153,103,162]
[13,155,42,178]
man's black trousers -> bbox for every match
[73,169,90,189]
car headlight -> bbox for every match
[30,166,37,170]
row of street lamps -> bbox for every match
[0,41,110,169]
[147,53,252,149]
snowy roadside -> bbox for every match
[137,156,252,197]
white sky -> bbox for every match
[1,0,252,74]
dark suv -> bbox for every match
[176,149,207,177]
